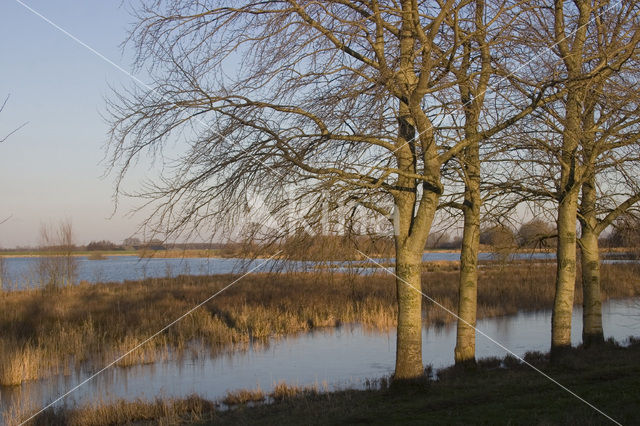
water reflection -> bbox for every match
[1,298,637,419]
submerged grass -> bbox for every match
[13,395,215,426]
[0,263,638,386]
[22,339,640,425]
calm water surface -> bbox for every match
[1,298,637,418]
[1,256,263,289]
[1,252,564,289]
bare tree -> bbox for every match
[441,0,564,365]
[576,65,640,346]
[0,94,28,144]
[480,223,516,260]
[541,0,640,353]
[492,0,640,354]
[108,1,551,378]
[516,219,555,248]
[551,0,640,354]
[37,219,78,288]
[605,215,640,249]
[0,94,26,224]
[0,256,5,291]
[445,0,503,366]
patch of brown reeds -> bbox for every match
[13,395,215,426]
[269,381,323,401]
[0,262,637,386]
[223,386,266,405]
[14,340,640,425]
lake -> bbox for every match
[2,250,632,290]
[0,252,562,290]
[2,297,638,420]
[1,255,259,289]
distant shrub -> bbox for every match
[86,240,120,251]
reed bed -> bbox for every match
[14,395,215,426]
[223,387,266,405]
[0,262,637,386]
[18,340,640,425]
[270,381,324,402]
[12,381,325,425]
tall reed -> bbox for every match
[0,262,636,386]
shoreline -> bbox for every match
[18,339,640,425]
[0,263,637,387]
[0,246,635,260]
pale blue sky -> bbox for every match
[0,1,156,247]
[0,1,544,248]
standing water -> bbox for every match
[1,298,637,419]
[0,252,564,290]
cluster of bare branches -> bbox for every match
[0,94,28,144]
[107,1,640,378]
[37,219,78,289]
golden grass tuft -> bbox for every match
[222,386,266,405]
[12,395,216,426]
[270,381,321,401]
[0,341,46,386]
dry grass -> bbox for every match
[269,382,319,401]
[10,381,323,425]
[16,395,215,426]
[0,263,637,386]
[223,387,266,405]
[225,381,326,405]
[0,341,47,386]
[20,339,640,425]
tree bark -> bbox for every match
[451,1,488,366]
[580,228,603,346]
[552,191,579,354]
[455,145,480,365]
[394,247,424,379]
[391,90,428,379]
[578,95,605,348]
[579,173,604,347]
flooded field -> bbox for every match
[3,298,637,419]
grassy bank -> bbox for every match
[22,339,640,425]
[0,251,138,258]
[0,249,233,258]
[0,263,638,386]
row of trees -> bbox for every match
[106,1,640,378]
[481,217,640,251]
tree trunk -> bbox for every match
[580,116,604,347]
[455,208,479,365]
[551,191,578,354]
[455,145,480,365]
[394,247,424,379]
[551,76,583,356]
[580,226,604,346]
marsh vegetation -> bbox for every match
[20,338,640,425]
[0,262,637,388]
